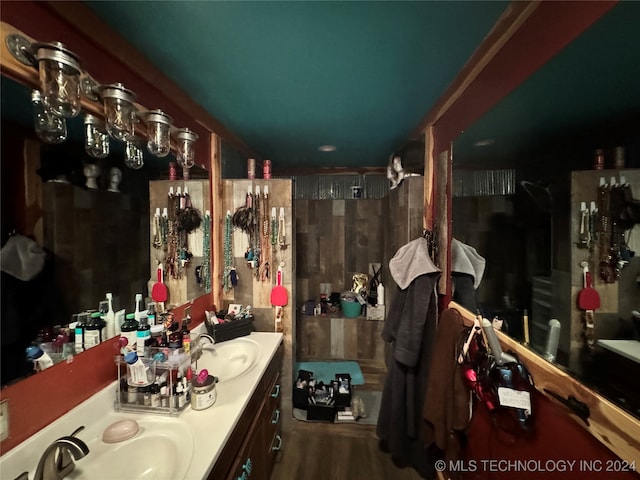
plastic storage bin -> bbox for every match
[340,300,362,318]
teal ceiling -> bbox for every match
[455,1,640,168]
[84,1,507,169]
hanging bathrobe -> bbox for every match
[377,237,440,478]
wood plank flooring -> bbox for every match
[271,362,424,480]
[270,423,424,480]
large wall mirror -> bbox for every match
[451,2,640,419]
[0,73,210,386]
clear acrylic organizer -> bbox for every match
[114,345,200,416]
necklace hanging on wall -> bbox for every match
[259,186,271,281]
[223,210,234,292]
[201,210,212,292]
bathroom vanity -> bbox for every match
[0,332,283,480]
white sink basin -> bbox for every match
[68,416,193,480]
[196,337,261,383]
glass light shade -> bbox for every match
[174,128,199,169]
[34,42,82,119]
[84,114,110,159]
[142,110,173,157]
[124,140,144,170]
[97,83,137,142]
[31,89,67,144]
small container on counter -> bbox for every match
[191,373,218,411]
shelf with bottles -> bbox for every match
[113,343,202,416]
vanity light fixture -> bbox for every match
[5,32,201,170]
[31,89,67,144]
[33,41,83,119]
[124,139,144,170]
[174,128,199,169]
[84,114,110,159]
[96,83,137,142]
[140,109,173,157]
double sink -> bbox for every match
[2,335,267,480]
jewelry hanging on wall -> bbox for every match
[250,187,262,278]
[166,186,180,279]
[223,210,234,292]
[259,186,271,281]
[201,210,211,292]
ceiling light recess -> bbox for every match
[318,145,336,152]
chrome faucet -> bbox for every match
[33,434,89,480]
[194,332,215,346]
[191,333,215,364]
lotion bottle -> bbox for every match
[105,292,116,339]
[377,282,385,306]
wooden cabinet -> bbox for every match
[208,342,283,480]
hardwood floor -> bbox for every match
[271,362,424,480]
[270,422,425,480]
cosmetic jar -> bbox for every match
[191,375,218,410]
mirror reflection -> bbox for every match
[0,75,208,386]
[451,2,640,419]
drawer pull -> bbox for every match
[270,384,280,398]
[271,408,280,424]
[239,457,253,479]
[271,434,283,451]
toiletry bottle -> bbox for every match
[377,282,385,306]
[168,329,183,349]
[84,312,104,348]
[125,351,151,385]
[115,309,125,336]
[120,313,139,353]
[176,382,185,408]
[105,292,116,339]
[181,319,191,354]
[150,324,164,348]
[150,383,161,407]
[137,315,151,357]
[147,302,157,326]
[133,293,144,323]
[74,313,87,353]
[25,345,54,371]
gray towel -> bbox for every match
[0,235,46,281]
[451,238,485,289]
[389,237,440,290]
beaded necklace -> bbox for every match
[202,211,212,292]
[223,211,233,292]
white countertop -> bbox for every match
[0,331,283,480]
[598,339,640,364]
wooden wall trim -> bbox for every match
[412,0,540,140]
[415,0,617,149]
[209,133,224,311]
[423,125,435,231]
[449,301,640,466]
